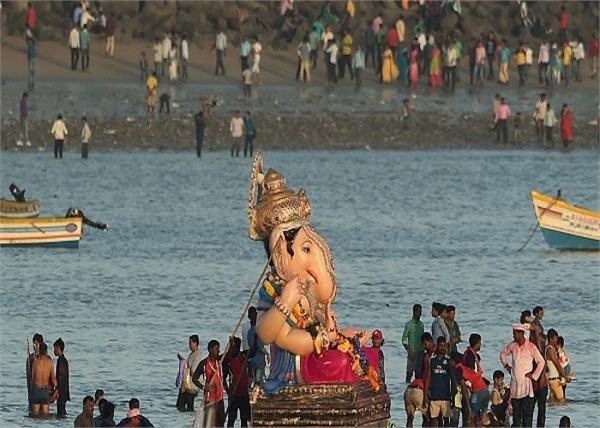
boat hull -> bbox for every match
[0,217,83,248]
[530,190,600,251]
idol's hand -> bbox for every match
[279,275,305,307]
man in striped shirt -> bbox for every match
[402,304,424,383]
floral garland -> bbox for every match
[260,270,380,392]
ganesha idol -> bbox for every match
[247,152,382,395]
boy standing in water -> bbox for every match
[53,338,70,417]
[31,343,57,417]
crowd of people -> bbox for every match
[25,334,154,426]
[401,303,575,428]
[490,92,575,148]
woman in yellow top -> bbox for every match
[381,45,399,83]
[429,43,442,87]
[562,42,572,86]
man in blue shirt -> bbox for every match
[80,24,90,71]
[424,337,455,427]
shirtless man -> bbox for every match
[26,333,44,411]
[31,342,56,416]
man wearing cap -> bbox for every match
[402,304,424,383]
[500,324,545,428]
[371,330,385,384]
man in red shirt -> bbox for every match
[559,6,568,44]
[194,340,226,427]
[26,2,36,32]
[223,337,251,427]
[387,27,399,57]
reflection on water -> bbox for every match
[1,150,598,427]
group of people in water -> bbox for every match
[401,303,574,427]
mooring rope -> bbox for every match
[517,194,560,252]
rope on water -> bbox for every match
[517,194,560,252]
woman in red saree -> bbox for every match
[560,103,573,149]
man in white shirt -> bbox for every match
[229,110,244,157]
[68,25,80,70]
[251,36,262,84]
[395,15,405,44]
[572,38,585,82]
[214,30,227,75]
[180,34,189,80]
[51,114,68,159]
[80,8,95,29]
[161,32,171,77]
[533,93,547,145]
[325,38,338,84]
[537,40,550,86]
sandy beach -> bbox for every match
[2,35,599,151]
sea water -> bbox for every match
[1,150,598,427]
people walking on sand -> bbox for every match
[550,43,562,87]
[146,72,158,116]
[53,338,69,417]
[382,45,399,84]
[558,6,569,44]
[180,34,189,80]
[243,111,256,158]
[498,40,510,85]
[473,40,485,86]
[444,40,457,91]
[214,29,227,75]
[339,30,353,80]
[17,93,31,147]
[80,116,91,158]
[533,93,547,145]
[494,97,511,144]
[161,32,172,77]
[242,67,253,99]
[560,104,574,150]
[429,43,442,87]
[572,38,584,82]
[31,342,56,417]
[230,110,244,157]
[500,324,545,428]
[168,43,178,84]
[544,103,558,148]
[68,24,80,71]
[538,39,550,86]
[240,35,251,72]
[297,36,311,82]
[402,304,424,383]
[223,337,250,427]
[397,46,409,86]
[51,114,68,158]
[178,335,202,412]
[194,110,205,158]
[513,112,522,144]
[74,395,94,427]
[562,41,572,87]
[80,24,90,72]
[26,34,36,89]
[516,43,527,86]
[400,98,411,129]
[139,52,148,81]
[105,13,116,57]
[325,38,338,85]
[152,37,162,76]
[352,44,365,91]
[251,36,262,84]
[308,25,320,70]
[26,2,36,32]
[486,31,496,80]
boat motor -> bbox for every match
[9,183,26,202]
[66,208,108,230]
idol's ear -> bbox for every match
[270,232,292,280]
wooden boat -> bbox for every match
[0,216,84,248]
[530,190,600,251]
[0,198,40,218]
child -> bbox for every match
[139,52,148,81]
[401,98,411,130]
[80,116,91,159]
[513,112,522,144]
[242,67,253,99]
[490,370,509,426]
[557,336,574,382]
[371,330,385,384]
[352,44,365,92]
[409,57,419,89]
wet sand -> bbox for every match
[2,35,599,151]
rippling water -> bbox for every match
[1,150,599,427]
